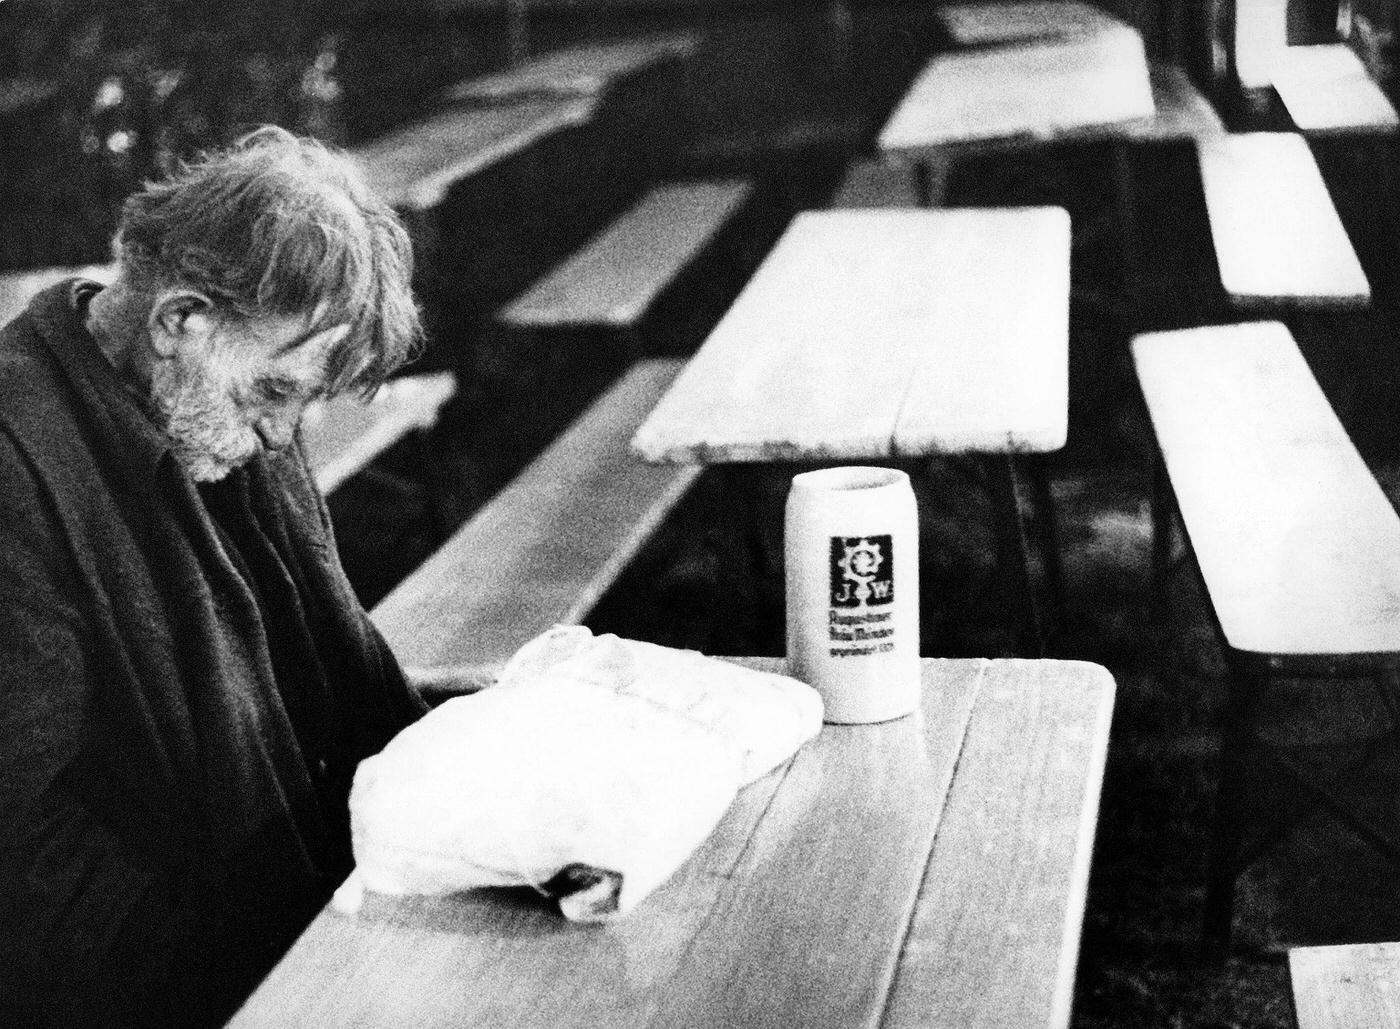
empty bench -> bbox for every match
[1133,320,1400,956]
[300,371,457,495]
[369,358,700,674]
[495,179,753,353]
[1270,44,1399,135]
[1196,132,1370,309]
[1291,941,1400,1028]
[0,263,454,496]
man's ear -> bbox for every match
[148,290,215,358]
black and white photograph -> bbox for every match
[2,1,1399,1026]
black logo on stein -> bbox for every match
[829,535,894,607]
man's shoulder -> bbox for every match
[0,316,81,445]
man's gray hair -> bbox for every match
[116,125,423,395]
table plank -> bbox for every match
[936,1,1126,45]
[1234,0,1288,90]
[878,25,1155,152]
[885,659,1115,1029]
[1270,44,1399,135]
[227,658,992,1029]
[1132,321,1400,656]
[448,34,701,102]
[350,98,595,211]
[1290,942,1400,1029]
[1196,132,1370,309]
[630,208,1070,464]
[892,207,1069,456]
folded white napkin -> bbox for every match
[334,627,823,921]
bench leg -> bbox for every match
[1203,652,1269,961]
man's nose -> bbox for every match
[255,408,300,452]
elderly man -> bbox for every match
[0,127,469,1027]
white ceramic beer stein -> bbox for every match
[784,466,920,724]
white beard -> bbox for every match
[148,359,259,482]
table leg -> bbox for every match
[1026,455,1065,617]
[914,158,936,208]
[1109,139,1142,330]
[1203,652,1267,962]
[984,453,1046,657]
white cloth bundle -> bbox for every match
[334,627,823,921]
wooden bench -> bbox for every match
[1132,320,1400,957]
[300,372,456,495]
[0,264,453,497]
[1196,132,1371,309]
[446,33,701,103]
[494,179,753,352]
[1271,44,1400,135]
[369,358,700,673]
[1291,941,1400,1028]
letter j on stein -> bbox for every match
[785,467,920,723]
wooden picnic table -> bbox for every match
[226,657,1114,1029]
[349,96,596,212]
[631,208,1069,463]
[877,23,1157,157]
[447,33,701,102]
[631,207,1070,652]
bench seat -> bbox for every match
[497,179,753,333]
[1291,941,1400,1028]
[1133,320,1400,955]
[301,372,457,495]
[1271,44,1399,135]
[370,358,699,670]
[1196,132,1370,309]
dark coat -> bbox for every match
[0,280,426,1027]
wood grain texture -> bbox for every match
[350,98,595,211]
[1270,45,1399,135]
[936,1,1125,45]
[300,372,456,495]
[1133,321,1400,656]
[448,33,701,101]
[883,659,1115,1029]
[1196,132,1370,308]
[1290,942,1400,1029]
[499,180,753,329]
[877,25,1155,152]
[227,658,1114,1029]
[370,359,699,669]
[630,208,1070,465]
